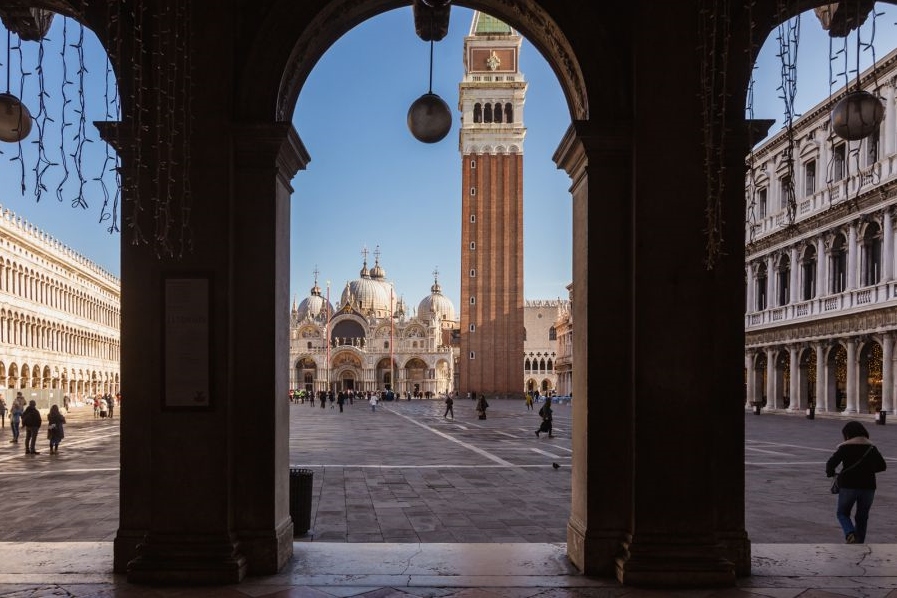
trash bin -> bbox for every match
[877,410,887,425]
[806,406,815,420]
[289,468,313,536]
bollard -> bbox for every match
[877,410,887,425]
[806,406,815,420]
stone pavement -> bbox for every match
[2,401,897,595]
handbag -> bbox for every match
[831,446,874,494]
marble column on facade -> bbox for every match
[883,334,894,414]
[765,348,777,409]
[789,246,799,305]
[788,345,800,411]
[884,208,895,283]
[815,342,826,411]
[766,254,775,307]
[744,352,755,405]
[847,223,858,291]
[745,264,754,313]
[846,338,858,413]
[816,237,826,298]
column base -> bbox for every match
[715,531,751,577]
[237,517,294,575]
[566,515,626,576]
[114,529,146,574]
[127,533,248,584]
[615,533,735,587]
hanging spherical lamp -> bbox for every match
[408,92,451,143]
[831,89,884,141]
[0,92,32,142]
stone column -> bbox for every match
[847,223,858,291]
[556,121,634,579]
[884,209,894,283]
[766,254,775,307]
[885,79,896,157]
[789,246,799,305]
[815,342,826,411]
[816,237,826,298]
[883,334,894,414]
[745,351,755,405]
[846,338,858,413]
[745,264,754,312]
[788,345,800,411]
[766,348,776,409]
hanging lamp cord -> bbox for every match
[428,38,434,94]
[5,28,10,93]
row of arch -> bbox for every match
[0,259,120,328]
[0,361,120,395]
[472,102,514,124]
[524,357,553,373]
[292,354,451,394]
[1,309,120,361]
[746,335,894,414]
[749,215,886,311]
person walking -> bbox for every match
[337,391,345,413]
[9,400,22,444]
[444,394,454,419]
[536,398,553,438]
[369,394,378,412]
[0,398,6,427]
[21,400,42,455]
[475,395,489,420]
[46,404,66,454]
[106,393,115,418]
[525,393,534,411]
[826,420,887,544]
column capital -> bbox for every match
[232,122,311,183]
[553,120,632,182]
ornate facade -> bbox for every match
[523,298,568,394]
[745,47,897,415]
[289,252,457,396]
[0,204,120,405]
[553,284,573,397]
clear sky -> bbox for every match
[3,4,897,310]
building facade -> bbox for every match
[289,252,457,397]
[745,47,897,415]
[458,12,526,398]
[0,204,120,406]
[553,284,573,397]
[523,298,568,395]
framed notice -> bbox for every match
[163,276,211,409]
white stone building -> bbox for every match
[0,204,120,406]
[289,251,457,397]
[523,298,569,395]
[745,46,897,415]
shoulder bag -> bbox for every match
[831,446,874,494]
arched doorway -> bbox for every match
[860,340,883,413]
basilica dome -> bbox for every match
[295,281,333,321]
[418,278,456,323]
[340,259,396,318]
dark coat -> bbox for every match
[47,411,66,441]
[21,405,42,428]
[826,437,887,490]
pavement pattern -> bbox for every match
[1,400,897,596]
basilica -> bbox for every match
[289,251,457,397]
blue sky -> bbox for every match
[2,4,897,311]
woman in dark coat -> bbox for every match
[47,404,66,455]
[825,420,887,543]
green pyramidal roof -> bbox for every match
[474,13,512,35]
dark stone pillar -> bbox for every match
[556,121,634,577]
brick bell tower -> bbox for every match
[458,12,526,399]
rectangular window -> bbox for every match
[757,188,767,218]
[470,297,476,304]
[470,187,477,196]
[470,159,476,169]
[469,351,475,359]
[469,269,476,277]
[470,215,476,223]
[779,175,792,211]
[469,241,476,250]
[834,143,846,180]
[469,323,475,332]
[805,159,816,196]
[868,127,881,166]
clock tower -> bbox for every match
[458,12,526,398]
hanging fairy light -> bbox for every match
[0,28,32,143]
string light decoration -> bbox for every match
[0,2,193,259]
[698,0,732,269]
[775,8,800,230]
[745,1,760,248]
